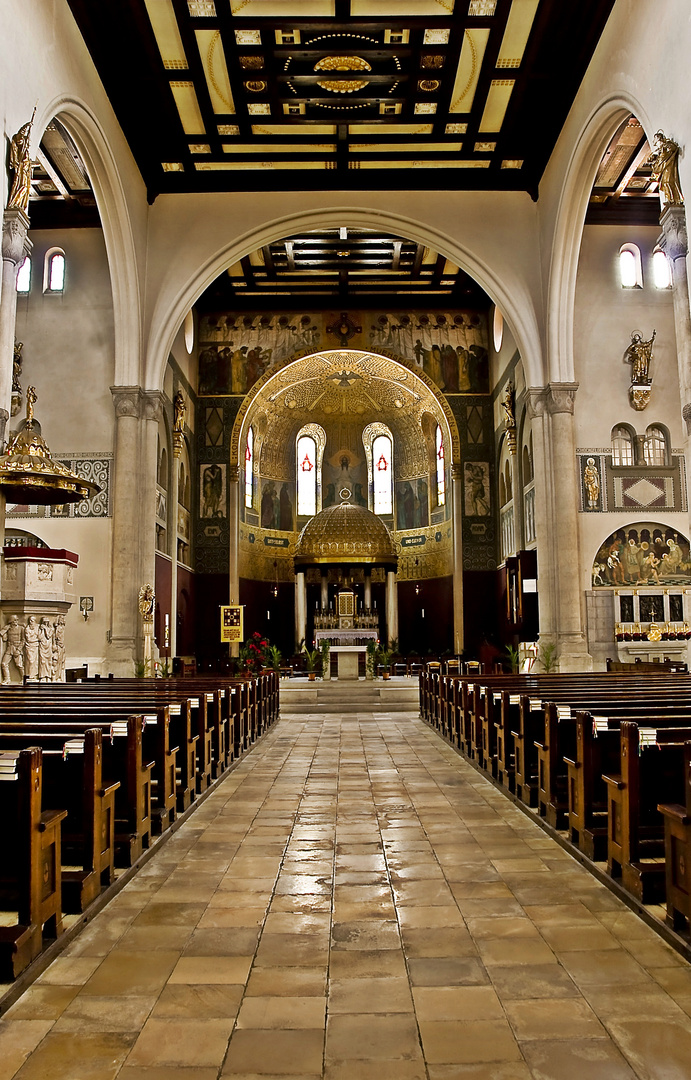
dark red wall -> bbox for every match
[239,578,295,659]
[154,555,196,658]
[154,554,172,654]
[398,575,454,656]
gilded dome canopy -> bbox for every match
[294,502,397,568]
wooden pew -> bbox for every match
[0,748,67,980]
[658,742,691,932]
[603,721,691,903]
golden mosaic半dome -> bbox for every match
[294,502,397,567]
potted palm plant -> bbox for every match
[303,647,320,680]
[378,645,392,679]
[320,639,331,681]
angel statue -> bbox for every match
[649,131,684,208]
[624,330,656,384]
[7,110,35,213]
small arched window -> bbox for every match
[492,306,504,353]
[44,248,65,293]
[522,440,533,485]
[612,425,635,466]
[373,433,393,515]
[435,424,446,506]
[619,243,642,289]
[652,248,672,289]
[297,433,317,517]
[643,425,668,467]
[245,426,254,509]
[158,444,168,490]
[16,256,31,294]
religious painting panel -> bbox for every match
[260,480,294,531]
[463,462,491,517]
[367,312,489,393]
[198,313,322,395]
[592,522,691,587]
[200,462,226,519]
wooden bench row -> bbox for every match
[0,671,279,980]
[420,669,691,936]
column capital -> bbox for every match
[683,402,691,434]
[546,382,578,415]
[141,389,164,423]
[111,385,143,419]
[2,209,32,265]
[525,387,549,419]
[451,463,464,482]
[659,204,688,261]
[228,464,240,483]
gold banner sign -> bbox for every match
[221,605,244,643]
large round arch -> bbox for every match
[143,202,544,392]
[36,95,143,387]
[546,92,654,386]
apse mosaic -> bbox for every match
[592,523,691,588]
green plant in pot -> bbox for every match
[320,639,330,680]
[505,644,520,674]
[378,645,392,679]
[303,647,321,680]
[267,644,282,673]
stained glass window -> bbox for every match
[372,434,392,514]
[245,426,254,508]
[297,434,317,516]
[436,425,446,506]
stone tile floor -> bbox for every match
[2,712,691,1079]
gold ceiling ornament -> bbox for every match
[418,79,441,92]
[244,81,267,93]
[239,55,264,70]
[317,79,370,94]
[314,56,372,72]
[421,55,445,69]
[0,387,101,505]
[294,502,397,567]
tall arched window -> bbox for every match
[435,424,446,506]
[297,433,317,516]
[619,243,642,289]
[612,425,635,466]
[372,433,393,515]
[245,426,254,509]
[44,248,66,293]
[16,256,31,294]
[643,425,668,466]
[652,248,672,289]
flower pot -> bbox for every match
[308,671,316,681]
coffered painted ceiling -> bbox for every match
[66,0,616,199]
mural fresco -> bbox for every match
[396,478,429,530]
[464,462,491,517]
[592,522,691,587]
[197,309,489,396]
[322,449,367,508]
[200,463,226,519]
[260,480,295,531]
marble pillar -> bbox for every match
[228,466,240,656]
[451,464,464,654]
[108,387,162,674]
[543,385,592,671]
[0,210,31,448]
[525,390,556,646]
[658,207,691,478]
[295,571,306,649]
[364,570,372,611]
[321,570,328,611]
[386,570,398,646]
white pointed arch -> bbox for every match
[35,96,143,387]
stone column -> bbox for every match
[228,466,240,656]
[451,464,464,654]
[295,571,306,649]
[142,391,163,622]
[546,384,592,671]
[658,207,691,480]
[525,389,555,645]
[0,210,31,447]
[169,456,180,657]
[108,387,145,673]
[364,570,371,611]
[386,570,398,645]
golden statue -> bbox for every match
[173,390,186,433]
[25,384,37,425]
[138,583,155,619]
[12,342,22,394]
[624,330,656,383]
[649,131,684,208]
[7,111,35,213]
[583,458,600,509]
[501,382,517,453]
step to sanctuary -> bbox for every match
[280,675,419,713]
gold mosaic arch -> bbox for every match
[229,347,460,470]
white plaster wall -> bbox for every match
[536,0,691,384]
[14,228,115,450]
[0,0,149,387]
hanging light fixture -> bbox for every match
[415,557,421,596]
[0,386,101,504]
[271,560,279,598]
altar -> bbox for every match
[314,626,379,680]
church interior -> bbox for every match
[2,1,691,1077]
